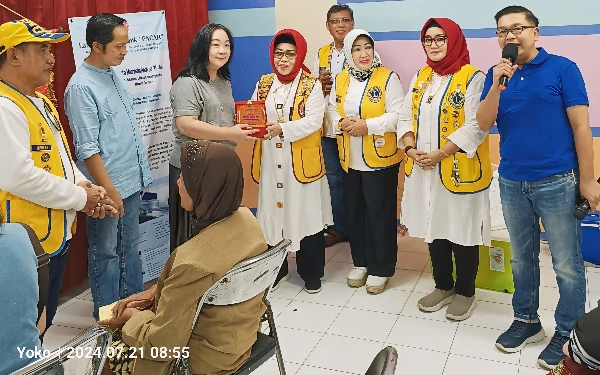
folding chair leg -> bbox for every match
[264,299,286,375]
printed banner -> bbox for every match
[68,10,173,200]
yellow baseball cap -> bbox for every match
[0,19,70,55]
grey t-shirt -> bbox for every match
[169,75,236,168]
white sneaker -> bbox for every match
[347,267,368,287]
[366,275,389,295]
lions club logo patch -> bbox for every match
[367,86,382,103]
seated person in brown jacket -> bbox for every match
[100,140,268,375]
[549,300,600,375]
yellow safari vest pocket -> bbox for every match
[292,145,325,181]
[454,152,483,183]
[6,199,52,241]
[370,134,399,159]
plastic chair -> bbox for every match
[365,346,398,375]
[11,325,112,375]
[176,239,291,375]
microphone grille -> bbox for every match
[502,43,519,60]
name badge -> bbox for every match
[32,145,52,152]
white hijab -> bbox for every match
[342,28,382,82]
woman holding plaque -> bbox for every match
[397,18,491,321]
[326,29,404,295]
[168,24,257,252]
[250,29,333,294]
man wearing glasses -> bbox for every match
[312,4,354,248]
[477,5,600,370]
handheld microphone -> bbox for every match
[498,43,518,91]
[573,177,600,220]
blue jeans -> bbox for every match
[87,192,143,320]
[499,171,586,337]
[322,137,347,238]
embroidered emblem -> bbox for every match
[43,165,51,172]
[454,121,460,129]
[443,117,449,124]
[41,153,50,162]
[336,94,342,103]
[297,98,306,118]
[367,86,382,103]
[448,84,465,110]
[442,108,448,115]
[257,74,275,101]
[452,111,459,118]
[31,145,51,152]
[40,126,47,138]
[441,127,447,133]
[375,138,385,148]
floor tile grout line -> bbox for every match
[449,352,522,367]
[291,276,370,372]
[380,288,412,345]
[441,316,461,374]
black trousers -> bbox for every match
[429,239,479,297]
[343,165,399,277]
[276,230,325,283]
[41,242,70,341]
[169,164,191,253]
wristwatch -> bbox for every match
[404,145,414,154]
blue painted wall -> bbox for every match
[208,1,275,101]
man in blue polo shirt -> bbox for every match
[477,5,600,370]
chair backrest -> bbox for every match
[364,346,398,375]
[18,223,49,324]
[11,325,112,375]
[190,239,291,327]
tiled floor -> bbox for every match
[46,236,599,375]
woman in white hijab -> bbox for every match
[326,29,405,294]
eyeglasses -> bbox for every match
[273,51,297,60]
[328,18,353,25]
[421,36,447,47]
[496,26,536,38]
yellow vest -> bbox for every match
[335,67,402,172]
[251,71,325,184]
[0,81,76,254]
[405,64,492,194]
[317,43,348,137]
[317,43,349,73]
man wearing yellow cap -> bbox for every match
[0,19,118,336]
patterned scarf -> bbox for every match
[342,29,382,82]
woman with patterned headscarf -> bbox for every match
[250,29,333,295]
[397,18,492,321]
[99,141,268,375]
[326,28,405,295]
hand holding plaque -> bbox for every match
[235,100,267,139]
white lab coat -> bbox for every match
[251,73,334,252]
[397,71,491,246]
